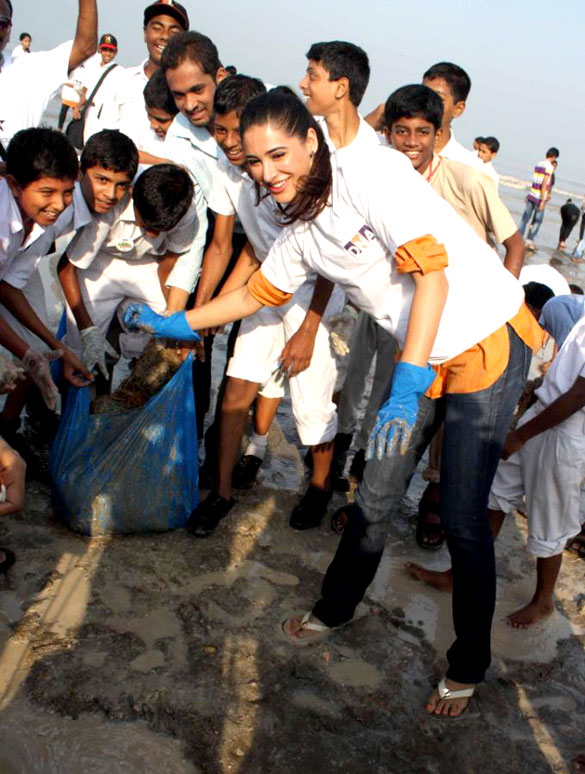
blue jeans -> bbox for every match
[519,199,545,240]
[312,326,531,685]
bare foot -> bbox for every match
[405,562,453,592]
[281,613,329,643]
[506,599,554,629]
[426,678,475,717]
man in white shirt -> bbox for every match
[11,31,30,61]
[0,0,97,151]
[117,0,189,147]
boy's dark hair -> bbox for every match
[19,32,30,41]
[546,147,560,159]
[306,40,370,107]
[161,31,221,77]
[482,136,500,153]
[6,127,78,186]
[569,283,584,295]
[133,164,194,232]
[214,74,266,118]
[384,84,443,132]
[523,282,555,315]
[80,130,139,179]
[143,69,178,117]
[4,0,13,15]
[474,136,484,143]
[225,65,237,75]
[422,62,471,103]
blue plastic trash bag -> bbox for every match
[50,355,199,536]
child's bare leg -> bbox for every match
[254,395,280,436]
[216,377,260,500]
[507,554,562,629]
[309,441,333,490]
[406,508,506,592]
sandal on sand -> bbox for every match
[416,484,445,551]
[428,677,476,720]
[281,612,331,646]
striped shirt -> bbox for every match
[527,159,554,204]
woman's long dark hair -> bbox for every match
[239,88,332,225]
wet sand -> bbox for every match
[1,204,585,773]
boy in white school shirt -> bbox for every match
[57,162,199,376]
[187,76,343,537]
[0,128,91,457]
[488,313,585,628]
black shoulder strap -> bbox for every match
[81,64,118,118]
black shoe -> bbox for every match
[232,454,263,490]
[186,493,234,538]
[349,449,366,483]
[289,485,333,530]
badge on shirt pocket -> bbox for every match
[116,237,135,253]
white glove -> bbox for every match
[0,354,25,393]
[22,348,62,411]
[80,326,119,379]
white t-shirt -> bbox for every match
[260,145,524,364]
[0,179,58,282]
[536,315,585,411]
[0,40,72,148]
[519,264,571,297]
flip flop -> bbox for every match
[280,612,332,646]
[427,677,477,720]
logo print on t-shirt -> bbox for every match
[344,225,376,257]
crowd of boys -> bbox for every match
[0,0,583,726]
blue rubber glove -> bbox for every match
[366,362,436,461]
[123,303,201,342]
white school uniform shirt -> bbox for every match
[3,181,94,292]
[164,113,223,204]
[535,316,585,417]
[81,57,128,144]
[116,60,153,147]
[260,145,524,364]
[0,179,58,282]
[0,41,72,148]
[209,157,283,262]
[440,131,485,171]
[66,195,198,294]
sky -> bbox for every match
[12,0,583,191]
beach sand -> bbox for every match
[1,140,585,771]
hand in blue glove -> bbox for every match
[123,304,201,342]
[366,362,436,461]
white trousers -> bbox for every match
[64,254,167,359]
[0,268,51,354]
[226,280,343,446]
[489,402,585,557]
